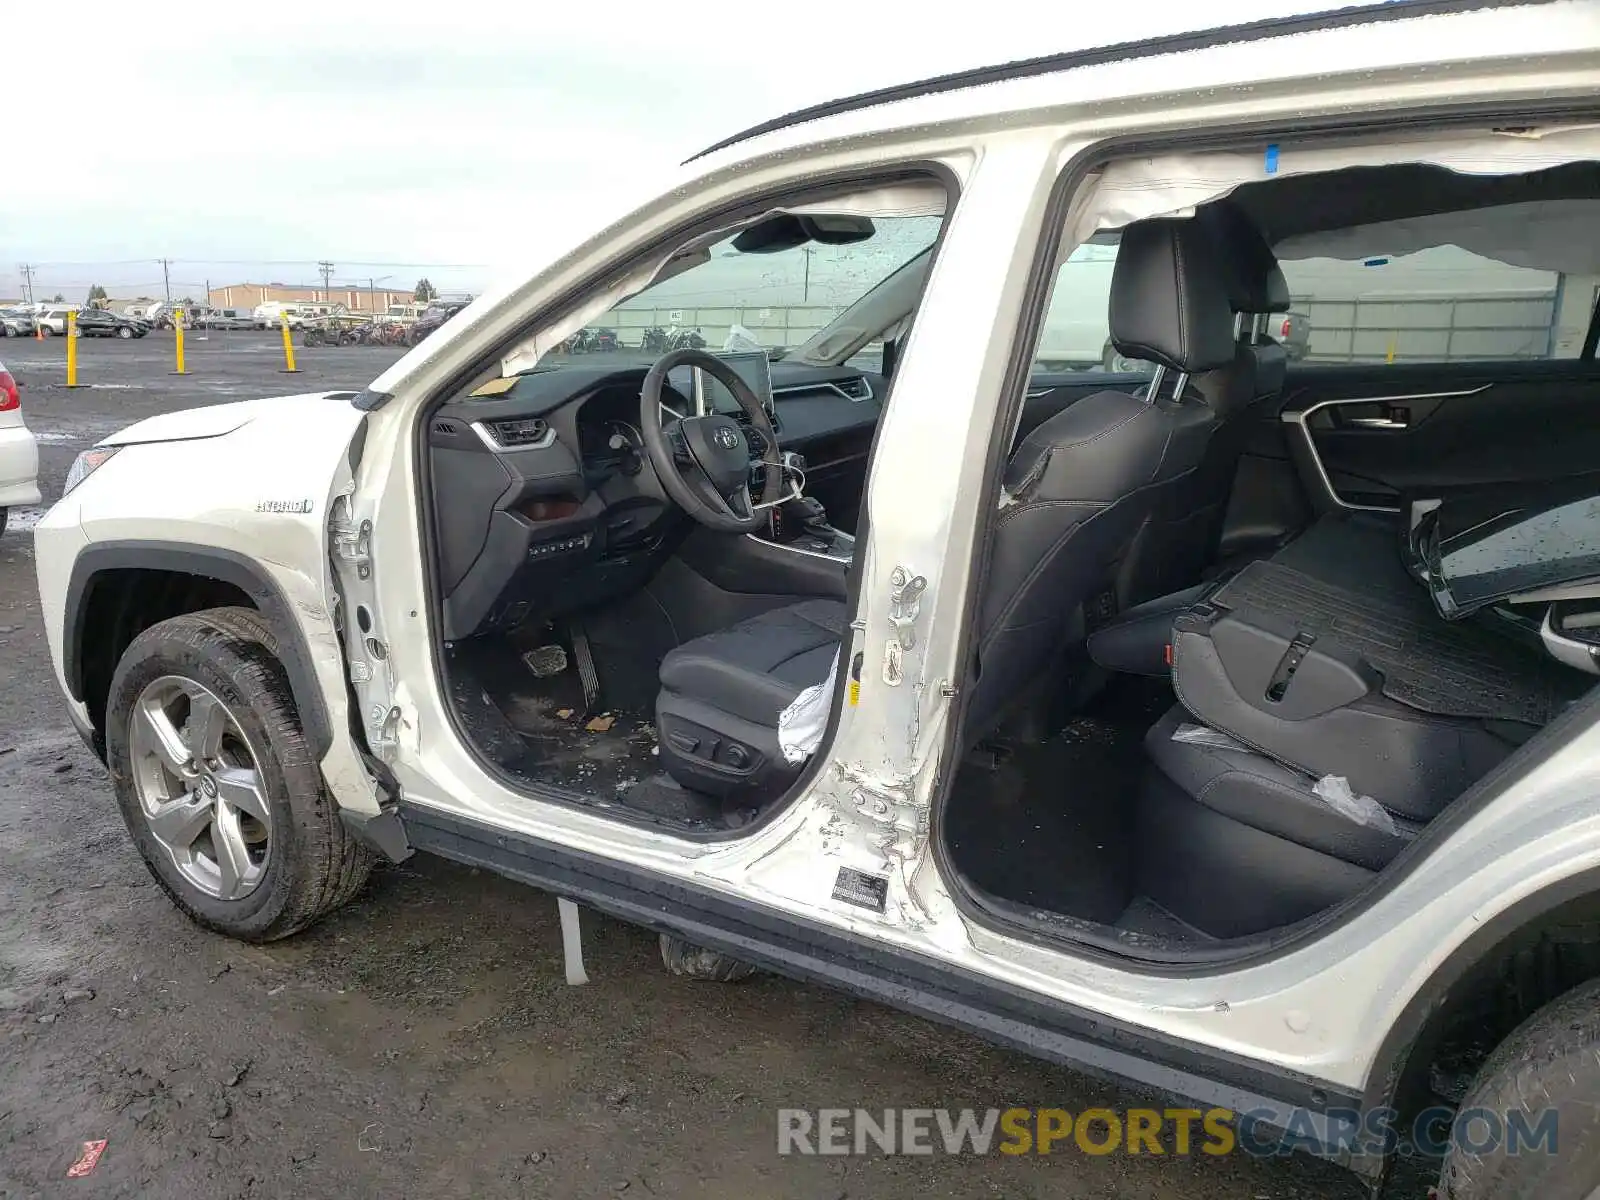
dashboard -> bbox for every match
[427,358,884,640]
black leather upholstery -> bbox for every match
[1162,513,1587,819]
[1199,202,1290,316]
[1085,582,1211,676]
[655,599,843,796]
[1089,514,1397,677]
[654,213,1239,790]
[1136,705,1418,938]
[1115,207,1294,607]
[1108,218,1239,374]
[659,599,842,721]
[1144,705,1416,871]
[972,389,1216,737]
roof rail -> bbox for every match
[687,0,1546,163]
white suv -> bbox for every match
[32,6,1600,1195]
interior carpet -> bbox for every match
[943,678,1170,925]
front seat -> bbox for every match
[1086,206,1295,677]
[1111,202,1292,608]
[654,216,1238,796]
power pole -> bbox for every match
[159,258,172,301]
[318,260,335,301]
[18,264,35,305]
[369,277,376,315]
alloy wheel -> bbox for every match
[129,675,272,900]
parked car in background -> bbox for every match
[0,357,40,536]
[252,302,338,330]
[1268,309,1312,360]
[0,308,36,338]
[193,308,257,331]
[408,298,472,344]
[74,308,149,339]
[34,306,77,336]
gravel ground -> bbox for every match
[0,332,1368,1199]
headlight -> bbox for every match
[62,446,120,496]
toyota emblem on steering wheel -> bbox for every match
[714,426,740,449]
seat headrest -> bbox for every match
[1198,202,1291,315]
[1110,218,1237,375]
[1257,263,1291,315]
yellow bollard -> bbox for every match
[65,311,81,388]
[280,314,300,373]
[1386,330,1398,365]
[173,309,187,375]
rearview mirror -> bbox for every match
[732,214,877,254]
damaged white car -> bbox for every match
[33,2,1600,1194]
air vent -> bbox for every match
[433,419,460,436]
[835,376,871,400]
[481,418,552,449]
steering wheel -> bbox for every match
[639,348,784,532]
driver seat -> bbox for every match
[656,598,846,797]
[654,216,1238,798]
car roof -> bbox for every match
[689,0,1560,162]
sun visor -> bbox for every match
[784,182,947,220]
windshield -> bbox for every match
[540,214,942,372]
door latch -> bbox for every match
[887,567,927,650]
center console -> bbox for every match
[758,493,856,561]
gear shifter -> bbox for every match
[767,494,841,552]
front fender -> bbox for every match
[57,396,382,816]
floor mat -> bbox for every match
[944,679,1169,925]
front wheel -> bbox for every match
[105,608,373,942]
[1438,978,1600,1198]
[117,325,134,339]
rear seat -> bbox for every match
[1167,547,1582,819]
[1138,706,1421,938]
[1129,511,1593,937]
[1088,512,1403,677]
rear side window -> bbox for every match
[1030,242,1123,376]
[1279,245,1581,364]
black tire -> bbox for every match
[1438,978,1600,1199]
[40,326,52,337]
[106,607,374,941]
[117,325,134,339]
[0,508,9,537]
[660,934,757,982]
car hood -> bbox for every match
[100,392,359,447]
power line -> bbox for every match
[318,260,335,297]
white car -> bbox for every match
[30,6,1600,1196]
[0,358,41,534]
[33,306,76,337]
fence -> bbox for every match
[1292,289,1560,364]
[598,303,848,352]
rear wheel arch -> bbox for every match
[1362,871,1600,1173]
[66,542,335,759]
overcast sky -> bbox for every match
[4,2,1346,302]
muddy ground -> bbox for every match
[0,333,1367,1198]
